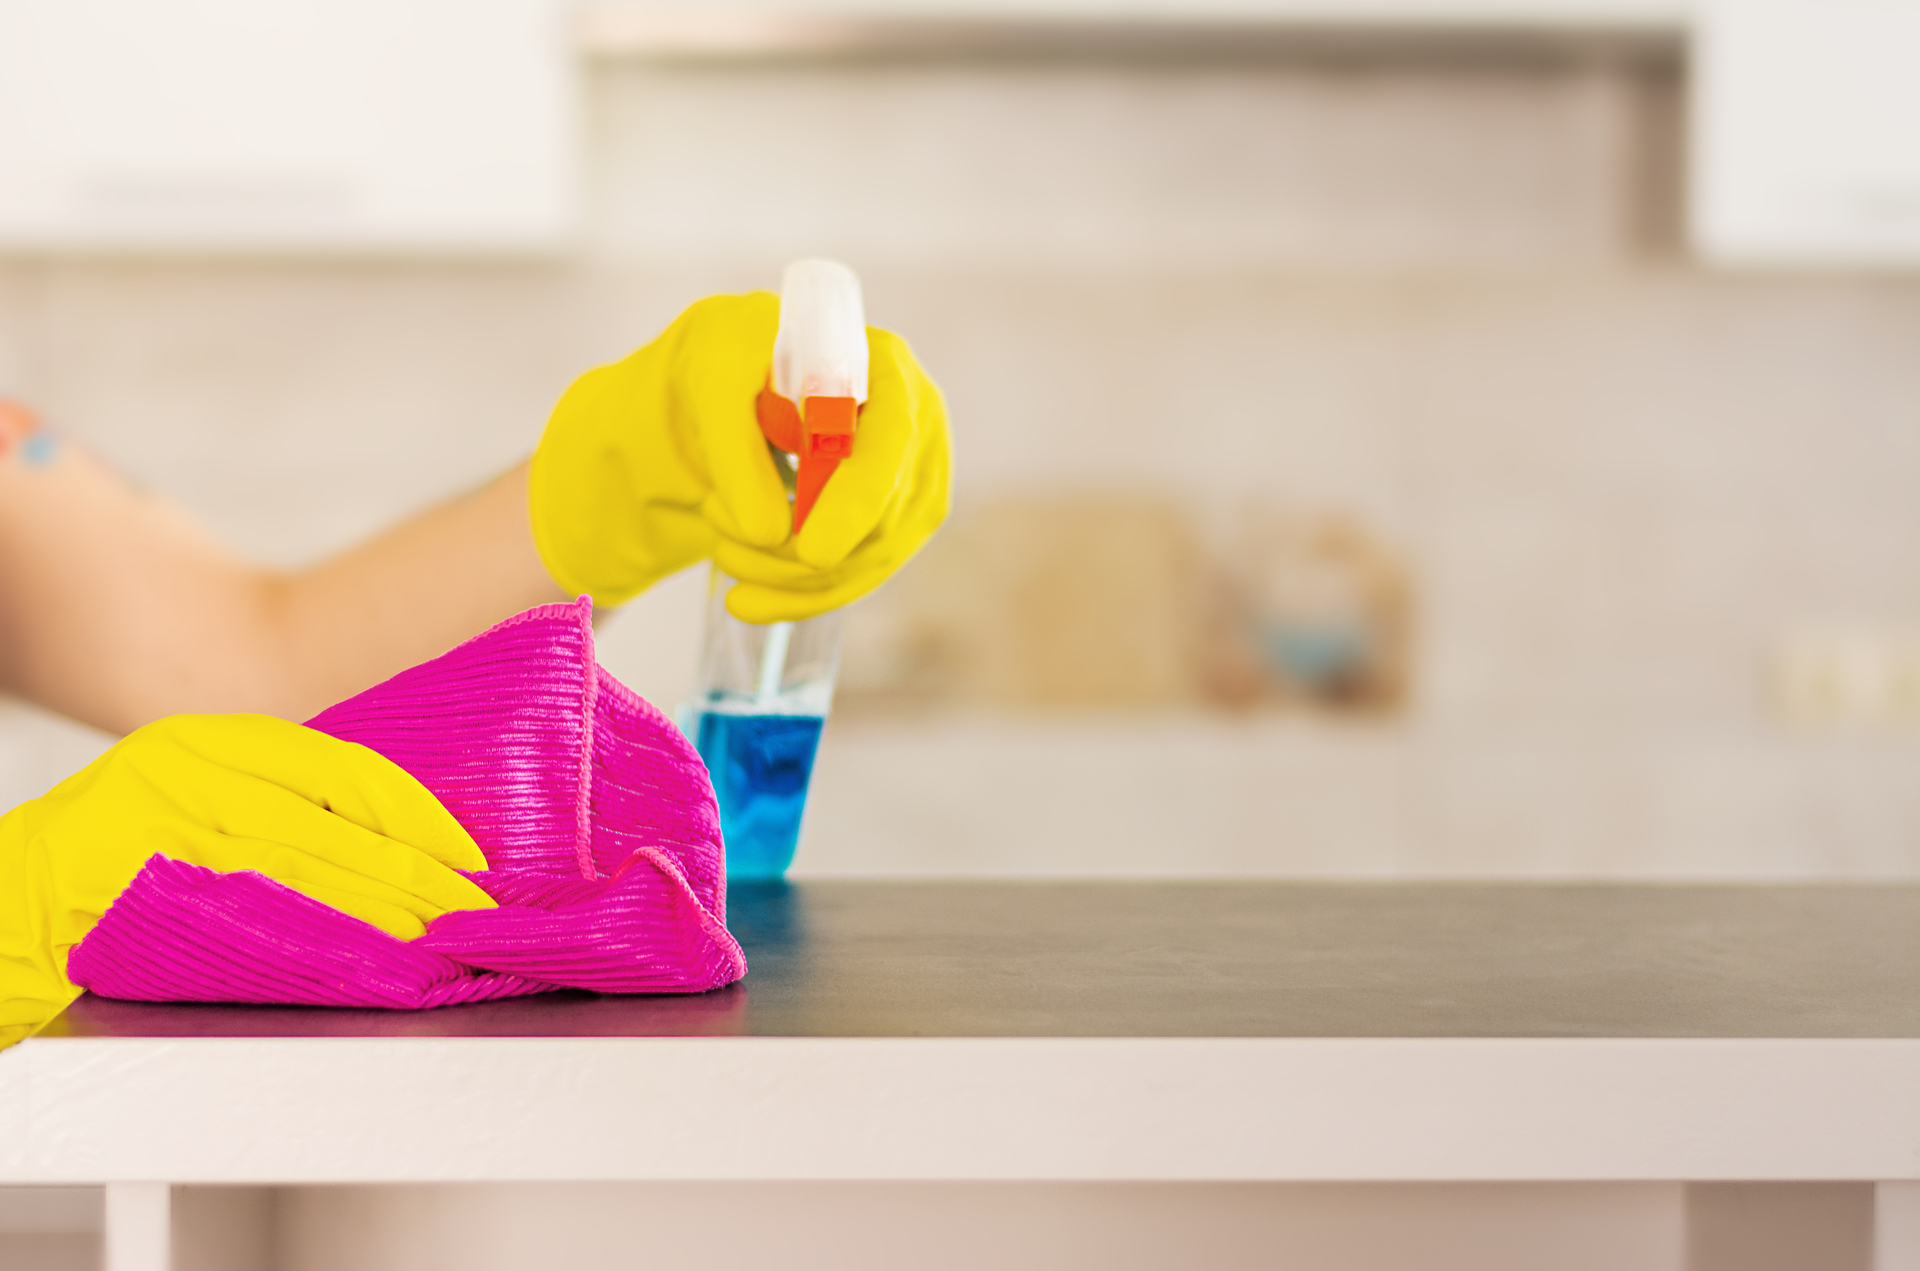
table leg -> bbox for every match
[1685,1182,1872,1271]
[105,1182,171,1271]
[1876,1182,1920,1271]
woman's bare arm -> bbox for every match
[0,418,567,735]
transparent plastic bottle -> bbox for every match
[682,574,845,878]
[680,260,867,879]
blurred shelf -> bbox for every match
[578,0,1690,62]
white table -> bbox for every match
[5,882,1919,1269]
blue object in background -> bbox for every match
[694,710,826,879]
[1257,622,1372,692]
[20,431,56,467]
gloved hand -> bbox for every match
[528,292,951,623]
[0,713,493,1048]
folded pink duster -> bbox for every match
[66,598,747,1007]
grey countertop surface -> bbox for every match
[39,880,1920,1041]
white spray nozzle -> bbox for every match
[770,259,868,407]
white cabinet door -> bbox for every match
[0,0,576,253]
[1695,0,1920,265]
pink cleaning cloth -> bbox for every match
[66,597,746,1007]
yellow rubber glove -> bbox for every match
[0,713,493,1050]
[529,292,952,623]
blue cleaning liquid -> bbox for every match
[694,711,826,879]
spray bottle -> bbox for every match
[681,259,867,879]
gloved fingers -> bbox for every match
[202,824,495,927]
[700,485,784,547]
[116,716,496,918]
[284,734,485,875]
[713,394,949,621]
[721,503,943,623]
[885,382,953,546]
[279,879,433,942]
[527,365,636,600]
[711,537,846,592]
[725,570,889,624]
[675,293,790,550]
[793,328,938,570]
[715,509,933,621]
[716,533,906,621]
[623,505,719,604]
[712,447,932,589]
[1,902,80,1050]
[1,1020,45,1051]
[0,994,74,1053]
[149,715,487,873]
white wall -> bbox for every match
[278,1181,1685,1271]
[1,55,1916,877]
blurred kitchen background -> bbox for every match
[1,0,1918,882]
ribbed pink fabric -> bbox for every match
[66,598,746,1007]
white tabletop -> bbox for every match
[5,881,1919,1184]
